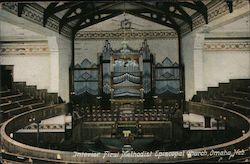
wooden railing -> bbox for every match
[0,102,249,163]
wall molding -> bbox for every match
[204,40,250,51]
[24,123,64,130]
[75,30,178,40]
[17,123,65,133]
[0,42,49,55]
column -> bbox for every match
[193,33,206,91]
[47,36,59,93]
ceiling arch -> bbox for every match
[16,0,235,38]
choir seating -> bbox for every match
[73,103,180,122]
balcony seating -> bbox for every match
[193,79,250,117]
[0,82,59,124]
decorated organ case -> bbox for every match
[101,40,112,95]
[100,40,153,100]
[73,39,182,109]
[74,59,99,96]
[111,41,143,99]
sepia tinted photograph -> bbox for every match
[0,0,249,163]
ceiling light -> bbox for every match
[86,19,90,23]
[94,15,99,19]
[169,6,175,12]
[75,8,82,14]
[152,14,157,18]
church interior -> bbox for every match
[0,0,249,163]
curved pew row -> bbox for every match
[0,91,47,125]
[0,102,249,163]
[1,83,60,126]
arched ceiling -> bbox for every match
[16,0,234,37]
[80,14,174,31]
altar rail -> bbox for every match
[1,102,249,163]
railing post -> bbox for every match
[36,120,41,147]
